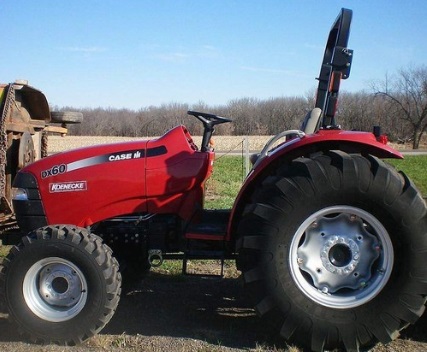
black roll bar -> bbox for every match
[315,8,353,129]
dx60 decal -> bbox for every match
[41,164,66,179]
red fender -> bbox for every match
[227,129,403,241]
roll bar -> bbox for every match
[315,8,353,129]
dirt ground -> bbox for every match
[1,261,427,352]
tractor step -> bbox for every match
[182,210,231,277]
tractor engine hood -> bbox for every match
[13,125,213,230]
[13,139,148,231]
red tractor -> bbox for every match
[1,8,426,352]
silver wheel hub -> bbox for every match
[23,257,88,322]
[39,263,84,307]
[320,236,360,276]
[289,206,393,309]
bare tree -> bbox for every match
[227,98,262,135]
[337,92,371,131]
[259,97,310,134]
[374,66,427,149]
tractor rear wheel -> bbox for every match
[237,151,427,352]
[0,225,121,345]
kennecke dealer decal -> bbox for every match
[49,181,87,193]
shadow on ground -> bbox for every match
[0,270,282,349]
[103,271,282,349]
[1,269,427,350]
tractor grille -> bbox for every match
[12,172,47,232]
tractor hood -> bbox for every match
[13,139,147,230]
[33,139,149,180]
[13,125,213,230]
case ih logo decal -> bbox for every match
[49,181,87,193]
[108,150,142,161]
[40,147,167,178]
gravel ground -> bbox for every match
[0,263,287,352]
[1,261,427,352]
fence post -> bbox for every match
[244,136,250,176]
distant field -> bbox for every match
[48,134,419,154]
[48,135,272,154]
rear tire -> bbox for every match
[0,225,121,345]
[237,151,427,351]
[50,111,83,124]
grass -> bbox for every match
[0,245,9,257]
[386,155,427,196]
[204,155,427,212]
[151,259,239,279]
[205,156,245,209]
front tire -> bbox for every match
[0,225,121,345]
[237,151,427,351]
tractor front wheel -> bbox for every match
[237,151,427,351]
[0,225,121,345]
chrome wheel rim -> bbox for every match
[289,206,393,309]
[23,257,88,322]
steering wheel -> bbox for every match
[187,111,232,152]
[187,110,232,127]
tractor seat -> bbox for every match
[300,107,322,134]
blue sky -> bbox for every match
[1,1,426,110]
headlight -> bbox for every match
[12,188,28,201]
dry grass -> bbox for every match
[48,135,426,157]
[48,135,272,154]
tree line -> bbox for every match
[63,65,427,149]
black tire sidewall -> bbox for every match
[261,165,420,328]
[5,236,109,340]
